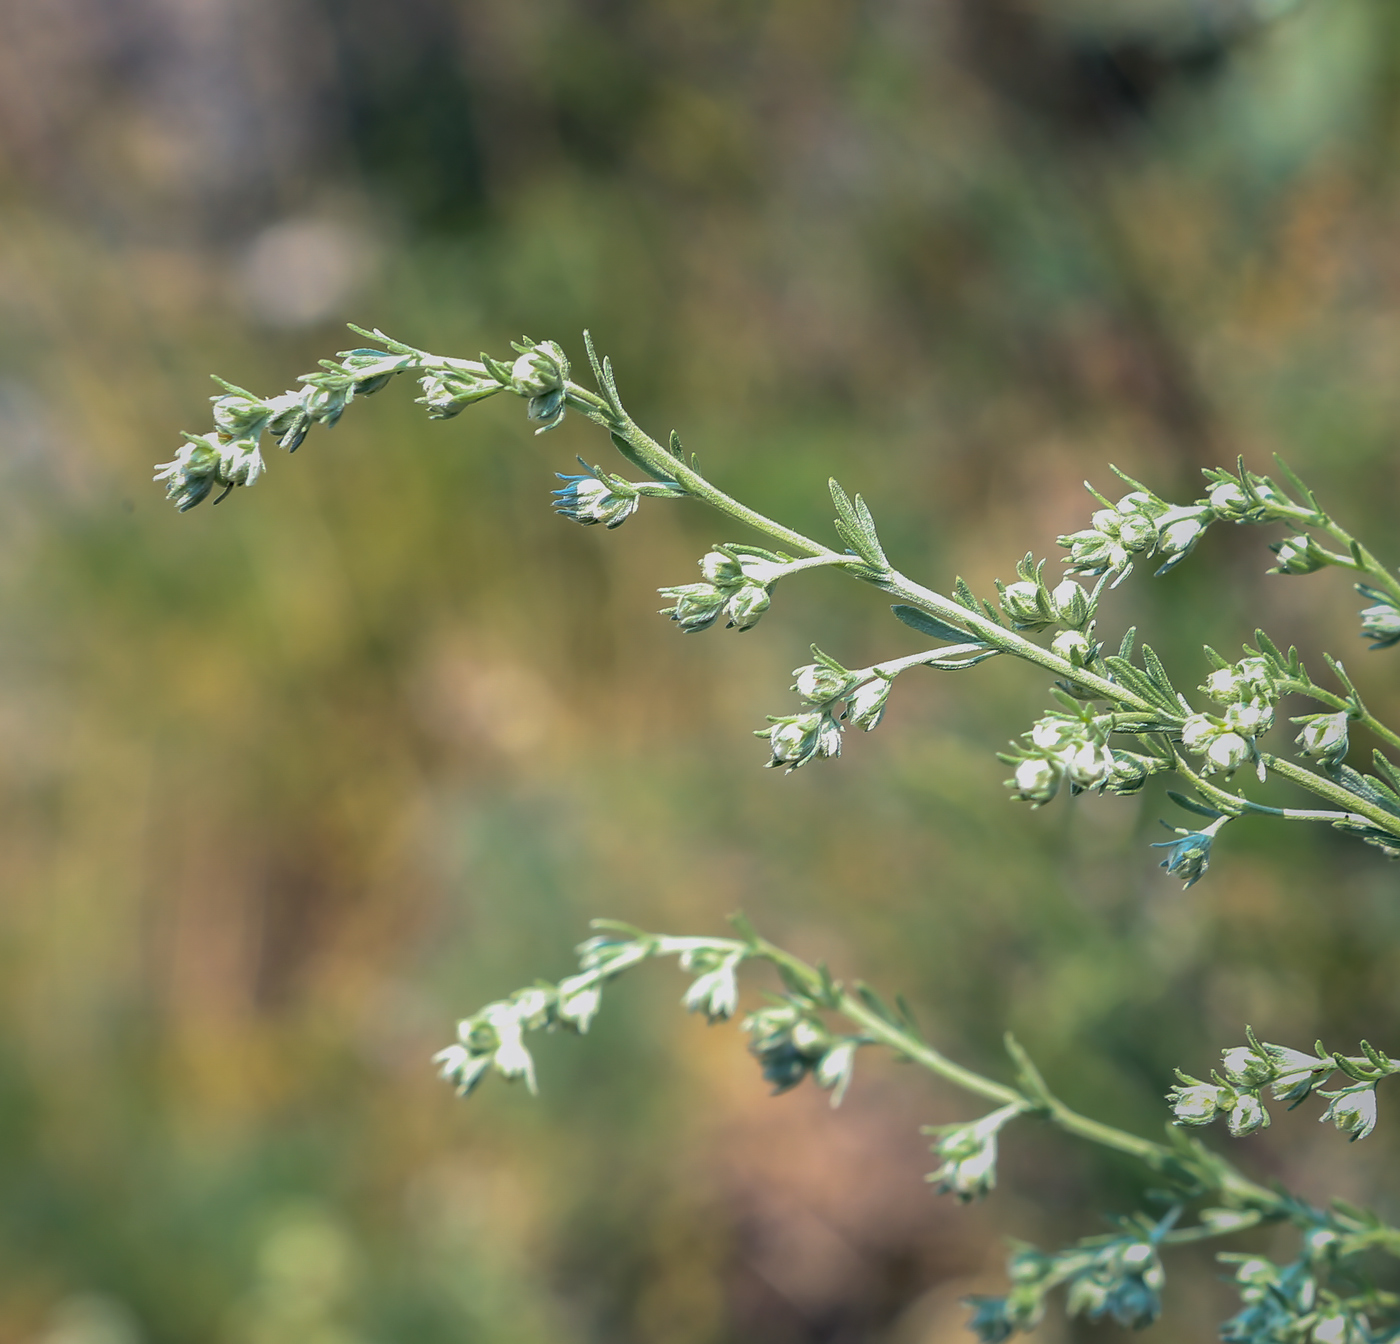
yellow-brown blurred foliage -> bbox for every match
[1,1,1400,1340]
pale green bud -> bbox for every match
[555,977,603,1032]
[1009,756,1062,805]
[845,677,891,731]
[759,712,842,772]
[682,959,741,1023]
[1000,580,1052,629]
[1051,579,1091,628]
[1051,629,1092,663]
[1205,731,1250,774]
[1065,741,1113,788]
[1167,1078,1224,1126]
[1208,480,1250,517]
[1220,1045,1274,1088]
[1224,699,1273,737]
[1320,1085,1377,1141]
[1226,1091,1269,1137]
[1270,533,1328,575]
[815,1041,857,1107]
[509,340,568,396]
[724,582,772,631]
[1180,714,1218,754]
[1204,669,1242,702]
[1295,712,1349,767]
[792,662,856,703]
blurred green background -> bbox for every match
[2,0,1400,1340]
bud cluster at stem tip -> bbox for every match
[660,546,791,634]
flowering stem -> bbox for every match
[742,936,1284,1213]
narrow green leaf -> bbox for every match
[1140,645,1178,702]
[890,604,982,645]
[854,982,899,1027]
[727,911,761,945]
[1119,626,1137,660]
[1167,791,1224,820]
[1372,751,1400,797]
[953,577,980,614]
[1254,630,1285,665]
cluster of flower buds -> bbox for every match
[1219,1254,1371,1344]
[660,546,790,633]
[434,986,558,1097]
[1165,1031,1392,1142]
[156,348,418,510]
[756,710,844,771]
[966,1229,1168,1341]
[1179,656,1280,774]
[791,649,894,729]
[741,1003,858,1105]
[416,366,504,419]
[507,338,570,432]
[678,947,743,1023]
[924,1102,1023,1202]
[997,560,1095,635]
[1293,711,1351,770]
[1003,711,1115,805]
[154,431,266,512]
[552,462,685,529]
[433,934,653,1097]
[1205,473,1286,522]
[1058,484,1212,583]
[1269,533,1330,575]
[1357,584,1400,650]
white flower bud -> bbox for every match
[1117,510,1157,552]
[509,341,568,397]
[1091,509,1121,535]
[792,663,851,703]
[1209,481,1250,516]
[556,977,602,1032]
[1051,579,1091,627]
[1010,757,1062,805]
[1000,580,1050,628]
[1181,714,1218,754]
[1296,712,1349,766]
[1168,1081,1224,1125]
[700,550,742,584]
[1204,669,1242,702]
[1030,718,1073,751]
[1051,629,1092,662]
[1065,742,1113,788]
[1221,1046,1273,1087]
[815,1041,857,1106]
[846,678,891,731]
[1205,731,1250,774]
[1224,699,1273,736]
[1320,1086,1377,1141]
[1226,1091,1269,1137]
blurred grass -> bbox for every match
[2,1,1400,1340]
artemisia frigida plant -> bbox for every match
[159,331,1400,1342]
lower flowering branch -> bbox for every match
[434,918,1400,1341]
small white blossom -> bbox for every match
[1010,756,1062,805]
[1320,1086,1377,1142]
[1205,731,1250,774]
[846,678,891,731]
[1051,629,1092,662]
[1226,1091,1270,1137]
[1181,714,1218,754]
[1224,699,1274,736]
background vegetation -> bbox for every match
[1,0,1400,1339]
